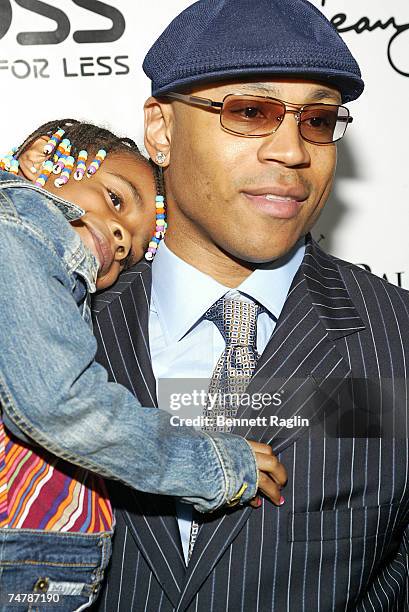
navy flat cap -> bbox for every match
[143,0,364,102]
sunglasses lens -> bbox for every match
[300,105,349,144]
[221,96,285,136]
[220,96,351,143]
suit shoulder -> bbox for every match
[309,243,409,327]
[329,253,409,302]
[91,261,152,314]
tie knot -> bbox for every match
[204,297,261,348]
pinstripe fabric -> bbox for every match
[90,237,409,611]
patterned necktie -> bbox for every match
[187,296,263,562]
[202,296,263,432]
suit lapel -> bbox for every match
[92,262,186,607]
[229,239,365,452]
[92,261,157,407]
[176,238,365,611]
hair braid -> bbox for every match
[15,118,148,167]
[10,118,166,265]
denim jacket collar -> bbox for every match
[0,171,98,292]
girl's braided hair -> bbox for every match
[16,118,165,196]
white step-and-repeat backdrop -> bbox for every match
[0,0,408,286]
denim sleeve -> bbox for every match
[0,216,258,512]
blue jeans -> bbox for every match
[0,529,112,611]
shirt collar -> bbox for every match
[49,194,99,291]
[0,173,86,222]
[151,238,305,344]
[0,173,99,291]
[34,184,99,290]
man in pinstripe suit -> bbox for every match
[91,1,409,610]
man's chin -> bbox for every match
[226,237,303,266]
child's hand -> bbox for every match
[247,441,287,507]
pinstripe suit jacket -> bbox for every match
[91,237,409,612]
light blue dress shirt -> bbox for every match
[149,239,305,563]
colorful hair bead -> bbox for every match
[0,147,18,171]
[86,149,107,177]
[0,155,12,171]
[74,150,88,181]
[54,155,75,188]
[44,128,65,155]
[52,141,65,164]
[8,158,20,175]
[34,160,54,187]
[145,195,167,261]
[53,139,72,174]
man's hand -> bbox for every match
[247,441,287,507]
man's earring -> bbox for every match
[155,151,167,165]
[30,164,37,174]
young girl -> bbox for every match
[0,120,284,611]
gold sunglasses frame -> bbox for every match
[164,92,353,145]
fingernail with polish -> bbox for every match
[279,496,285,506]
[257,498,262,508]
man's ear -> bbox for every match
[18,136,50,181]
[144,97,172,167]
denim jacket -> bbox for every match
[0,170,258,511]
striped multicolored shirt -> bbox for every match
[0,421,113,532]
